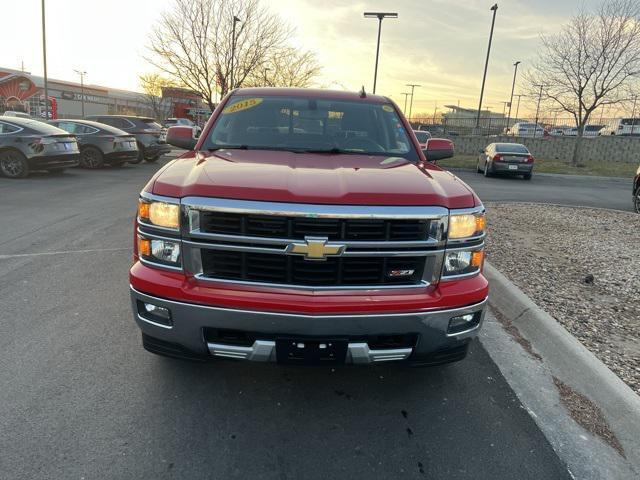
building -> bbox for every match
[0,67,208,120]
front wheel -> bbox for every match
[0,150,29,178]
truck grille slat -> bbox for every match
[200,251,425,287]
[200,211,429,242]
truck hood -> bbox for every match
[151,150,477,208]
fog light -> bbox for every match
[138,300,173,327]
[448,312,480,334]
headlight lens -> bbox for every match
[138,236,181,267]
[443,248,484,277]
[138,199,180,229]
[449,213,485,239]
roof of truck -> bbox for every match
[229,87,390,104]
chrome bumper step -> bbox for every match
[207,341,412,364]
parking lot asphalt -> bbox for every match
[0,157,574,480]
[451,168,634,212]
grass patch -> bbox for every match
[438,154,637,178]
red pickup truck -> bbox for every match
[130,88,488,366]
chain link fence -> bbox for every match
[406,116,640,137]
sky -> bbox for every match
[2,0,603,116]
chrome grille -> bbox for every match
[181,197,449,290]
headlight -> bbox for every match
[138,199,180,229]
[449,213,485,239]
[442,248,484,277]
[138,236,181,267]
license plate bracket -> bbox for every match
[276,338,348,365]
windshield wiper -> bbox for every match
[207,145,249,151]
[295,147,361,154]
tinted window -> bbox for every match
[0,121,21,134]
[205,96,417,159]
[98,117,131,129]
[414,131,431,142]
[11,119,67,135]
[495,143,529,154]
[142,119,163,130]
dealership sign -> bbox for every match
[61,90,103,103]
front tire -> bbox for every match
[0,150,29,178]
[80,146,104,168]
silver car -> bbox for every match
[477,142,534,180]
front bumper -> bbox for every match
[130,285,487,365]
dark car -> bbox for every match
[477,142,534,180]
[633,164,640,213]
[412,129,432,150]
[84,115,171,163]
[48,119,138,168]
[0,117,79,178]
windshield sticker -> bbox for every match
[382,105,394,112]
[223,98,263,114]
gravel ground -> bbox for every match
[484,202,640,395]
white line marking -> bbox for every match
[0,247,130,259]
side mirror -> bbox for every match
[423,138,454,162]
[166,125,197,150]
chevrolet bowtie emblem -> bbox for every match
[285,236,346,261]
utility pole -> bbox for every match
[406,83,421,122]
[230,15,241,91]
[631,95,638,135]
[514,94,523,121]
[41,0,49,120]
[432,101,438,124]
[475,3,498,130]
[401,92,411,114]
[364,12,398,94]
[533,84,546,138]
[74,70,87,117]
[507,60,520,128]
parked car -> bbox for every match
[412,129,432,149]
[507,122,546,138]
[49,119,138,168]
[164,117,202,139]
[563,125,604,137]
[84,115,171,163]
[131,87,487,366]
[0,117,79,178]
[2,111,31,119]
[634,164,640,213]
[477,142,534,179]
[548,126,571,136]
[598,118,640,136]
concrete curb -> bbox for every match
[483,261,640,470]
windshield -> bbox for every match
[204,96,418,160]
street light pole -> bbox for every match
[533,84,546,138]
[475,3,498,130]
[74,70,87,117]
[406,83,421,122]
[230,15,241,91]
[506,60,520,128]
[41,0,49,119]
[631,95,638,135]
[514,94,523,120]
[364,12,398,94]
[401,92,411,114]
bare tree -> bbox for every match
[139,73,176,120]
[146,0,320,111]
[243,47,321,88]
[525,0,640,164]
